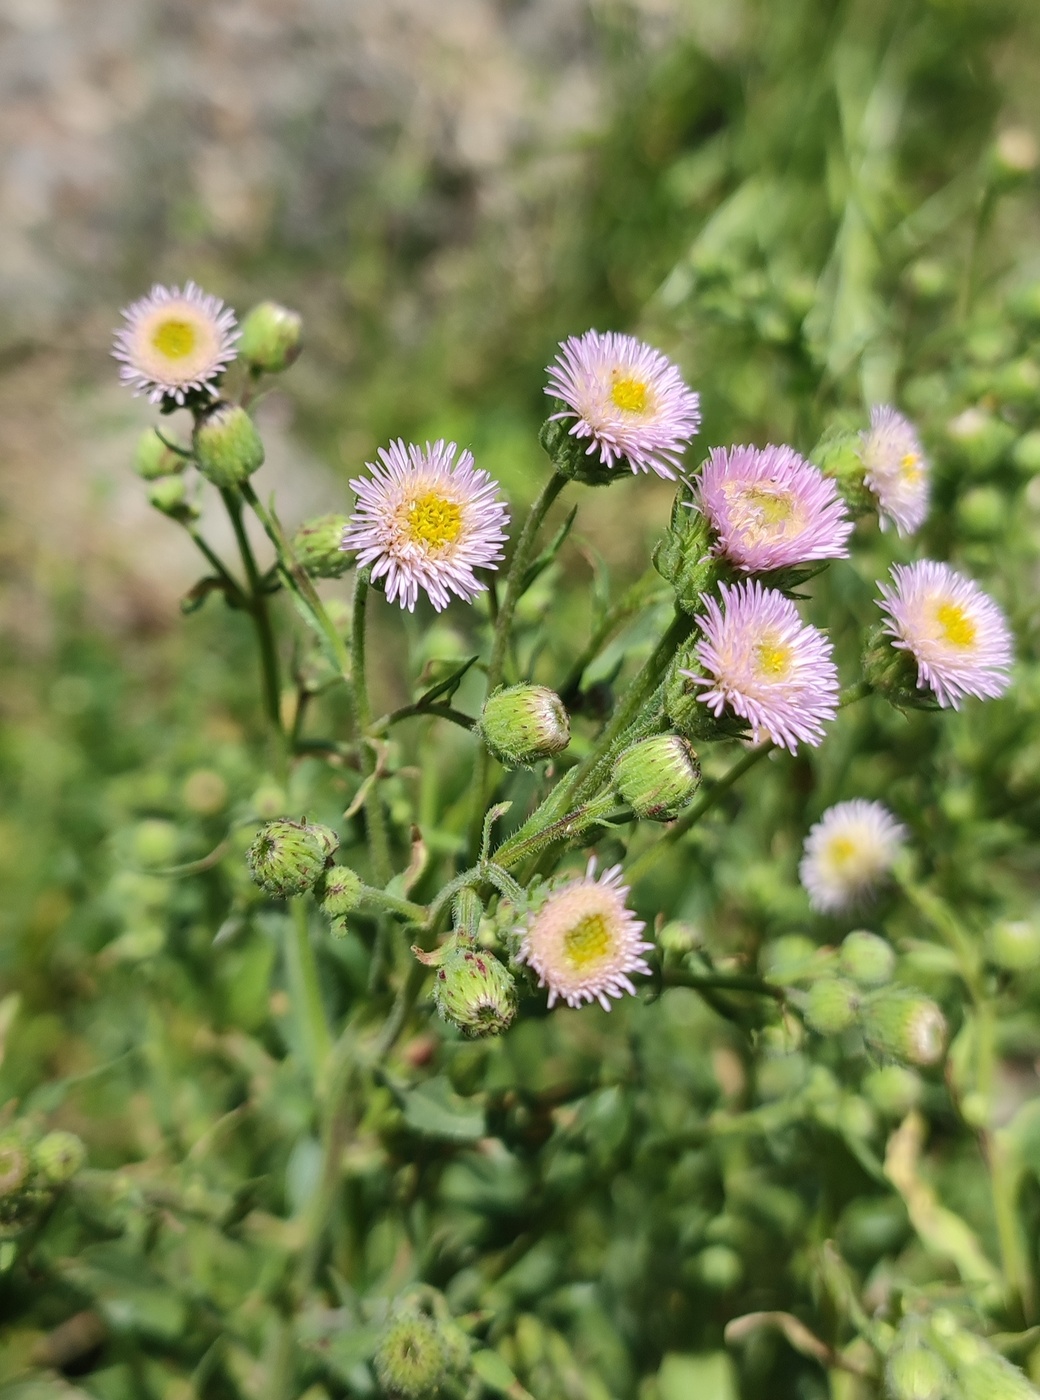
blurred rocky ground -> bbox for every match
[0,0,706,642]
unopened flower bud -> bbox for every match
[839,930,896,986]
[986,918,1040,972]
[761,934,819,985]
[292,514,352,579]
[246,819,331,898]
[612,734,701,820]
[34,1131,86,1185]
[373,1310,450,1399]
[862,992,947,1066]
[478,684,569,768]
[804,978,859,1035]
[319,866,362,937]
[813,428,874,514]
[238,301,303,375]
[148,474,198,522]
[0,1138,31,1197]
[885,1343,951,1400]
[693,1244,743,1291]
[929,1322,1038,1400]
[863,1064,922,1117]
[193,403,264,489]
[431,935,517,1039]
[134,429,185,480]
[862,625,936,711]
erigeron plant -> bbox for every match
[111,285,1030,1393]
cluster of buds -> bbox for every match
[414,930,517,1039]
[246,818,339,899]
[885,1313,1038,1400]
[1,1127,86,1238]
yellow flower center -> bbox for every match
[826,836,857,868]
[405,493,463,550]
[563,913,612,971]
[152,317,198,360]
[935,600,976,649]
[754,633,792,679]
[725,482,798,539]
[610,376,649,414]
[900,451,922,482]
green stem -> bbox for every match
[220,488,284,735]
[662,968,785,1001]
[468,472,568,855]
[359,885,427,924]
[370,700,475,735]
[184,525,247,607]
[494,792,619,872]
[351,571,392,887]
[286,899,332,1086]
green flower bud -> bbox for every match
[804,978,859,1035]
[946,407,1015,477]
[692,1244,743,1291]
[539,415,617,487]
[812,428,875,514]
[251,782,287,820]
[148,474,199,522]
[134,429,185,480]
[862,624,940,712]
[291,514,352,579]
[131,818,180,868]
[478,684,569,768]
[320,866,362,937]
[431,935,517,1039]
[373,1310,451,1399]
[956,486,1006,539]
[238,301,303,374]
[309,823,340,859]
[885,1342,952,1400]
[612,734,701,820]
[193,403,264,489]
[33,1131,86,1185]
[246,819,331,898]
[761,934,819,985]
[1012,430,1040,476]
[839,930,896,987]
[653,493,717,613]
[863,1064,922,1117]
[930,1322,1038,1400]
[862,992,947,1067]
[0,1138,31,1197]
[986,918,1040,972]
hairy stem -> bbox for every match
[286,898,332,1086]
[220,488,284,736]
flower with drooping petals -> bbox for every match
[876,560,1013,708]
[858,406,930,535]
[800,799,907,914]
[684,580,839,751]
[112,281,239,404]
[545,330,700,479]
[696,443,852,572]
[342,439,509,612]
[517,859,652,1011]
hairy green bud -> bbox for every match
[862,992,947,1067]
[986,918,1040,972]
[320,866,362,936]
[373,1310,451,1399]
[238,301,303,374]
[804,978,859,1035]
[134,429,185,480]
[291,514,352,579]
[478,684,570,768]
[612,734,701,820]
[429,935,517,1039]
[34,1131,86,1185]
[813,427,875,515]
[653,493,717,613]
[761,934,820,985]
[839,930,896,987]
[193,403,265,489]
[885,1342,951,1400]
[148,474,198,522]
[929,1319,1039,1400]
[863,1064,923,1117]
[246,819,334,898]
[539,415,617,487]
[862,624,940,712]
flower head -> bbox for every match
[517,859,652,1011]
[859,406,930,535]
[696,443,852,572]
[545,330,700,479]
[113,281,238,404]
[343,439,509,612]
[800,800,907,914]
[685,580,839,751]
[876,561,1013,708]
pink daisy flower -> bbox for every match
[544,330,700,479]
[342,439,509,612]
[799,799,907,913]
[684,580,840,751]
[876,561,1013,708]
[696,443,852,572]
[113,281,238,404]
[517,859,652,1011]
[859,406,930,535]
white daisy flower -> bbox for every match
[800,799,907,914]
[517,859,652,1011]
[113,281,239,404]
[342,439,509,612]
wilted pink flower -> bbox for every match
[876,560,1012,708]
[517,859,652,1011]
[799,799,907,913]
[545,329,700,479]
[696,443,852,572]
[113,281,238,404]
[685,580,839,751]
[343,439,509,612]
[859,406,930,535]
